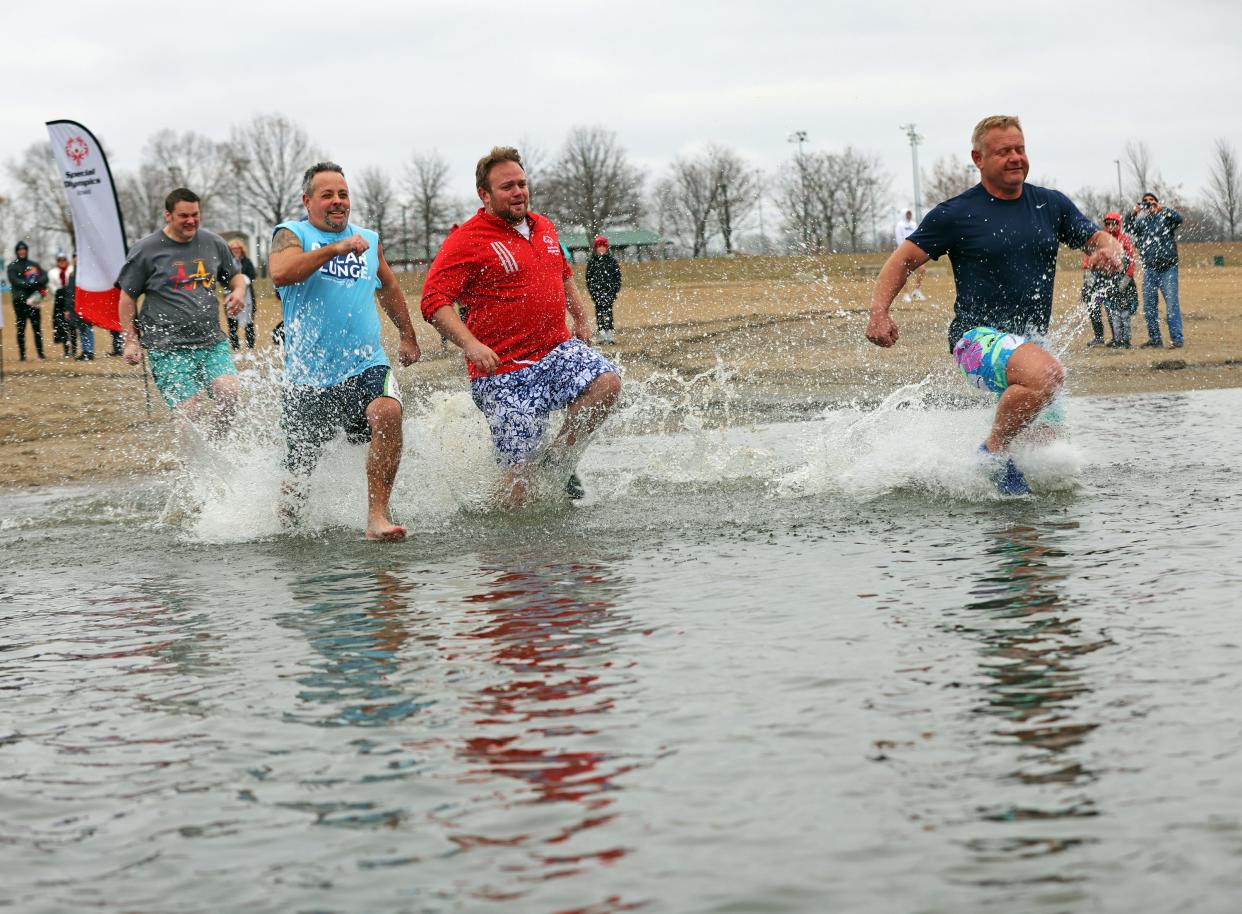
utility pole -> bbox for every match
[787,130,810,249]
[1114,159,1124,210]
[900,123,923,219]
[400,205,410,268]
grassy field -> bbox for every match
[2,243,1240,489]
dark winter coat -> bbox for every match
[6,256,45,306]
[1124,206,1183,272]
[585,252,622,304]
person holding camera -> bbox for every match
[1124,192,1184,349]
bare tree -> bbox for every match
[142,129,232,217]
[516,137,550,189]
[352,166,398,248]
[658,154,720,257]
[710,146,762,255]
[1072,186,1114,223]
[229,114,322,230]
[922,155,976,206]
[542,126,644,237]
[7,142,74,248]
[834,147,888,252]
[1123,139,1155,200]
[116,163,169,237]
[775,149,827,252]
[1205,137,1241,241]
[407,151,452,260]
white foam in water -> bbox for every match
[165,358,1085,543]
[777,378,1084,501]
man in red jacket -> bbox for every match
[420,146,622,506]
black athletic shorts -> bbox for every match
[282,364,401,475]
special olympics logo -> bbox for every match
[65,135,90,166]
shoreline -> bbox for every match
[3,247,1240,491]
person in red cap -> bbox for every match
[585,235,622,344]
[1082,212,1138,348]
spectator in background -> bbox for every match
[894,210,926,301]
[66,254,95,361]
[585,235,622,344]
[47,252,77,358]
[7,241,46,361]
[1125,192,1184,349]
[227,239,258,352]
[1083,212,1138,347]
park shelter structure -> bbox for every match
[561,229,669,262]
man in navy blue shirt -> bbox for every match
[865,115,1122,495]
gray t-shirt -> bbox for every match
[117,228,237,350]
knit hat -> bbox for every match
[593,235,608,247]
[1103,212,1122,222]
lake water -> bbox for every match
[2,381,1240,913]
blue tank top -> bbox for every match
[275,220,386,386]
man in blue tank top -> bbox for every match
[865,115,1123,496]
[270,162,421,541]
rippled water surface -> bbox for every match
[3,387,1241,913]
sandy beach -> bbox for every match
[3,244,1240,490]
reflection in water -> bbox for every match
[956,522,1112,876]
[283,567,426,728]
[445,555,644,910]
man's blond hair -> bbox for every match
[475,146,523,191]
[971,115,1023,152]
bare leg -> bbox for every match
[364,396,407,541]
[207,374,240,437]
[494,372,622,509]
[552,371,622,454]
[985,343,1065,454]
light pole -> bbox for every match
[1114,159,1124,210]
[787,130,810,249]
[400,204,410,268]
[900,123,923,219]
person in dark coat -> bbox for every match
[6,241,47,361]
[585,235,622,344]
[47,252,77,357]
[227,239,258,350]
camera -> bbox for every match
[1139,200,1153,209]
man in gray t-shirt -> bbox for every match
[117,187,248,425]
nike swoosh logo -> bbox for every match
[1035,203,1047,209]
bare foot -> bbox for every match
[365,519,407,541]
[495,473,530,510]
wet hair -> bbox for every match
[971,115,1023,152]
[164,187,200,213]
[302,162,345,196]
[475,146,523,191]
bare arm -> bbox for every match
[119,290,143,364]
[268,227,368,286]
[1084,230,1123,273]
[375,244,420,366]
[865,240,931,348]
[222,271,248,316]
[565,276,591,342]
[427,304,500,375]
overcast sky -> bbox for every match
[5,0,1240,227]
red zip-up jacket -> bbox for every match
[421,209,572,379]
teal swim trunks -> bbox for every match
[147,340,236,407]
[952,327,1025,394]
